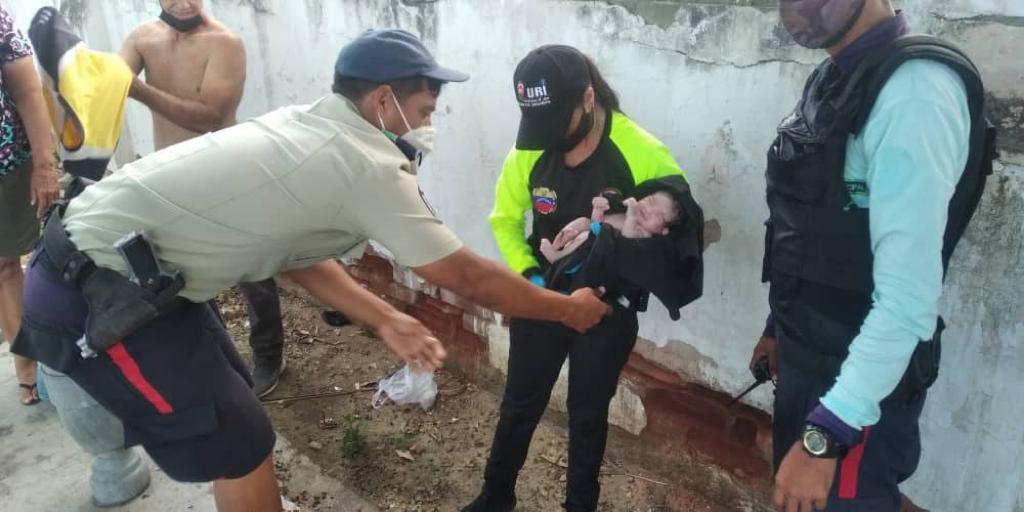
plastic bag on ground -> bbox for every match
[371,364,437,411]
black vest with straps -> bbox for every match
[763,35,998,383]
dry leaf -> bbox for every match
[396,449,415,462]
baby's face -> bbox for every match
[633,192,678,235]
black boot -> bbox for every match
[252,356,286,398]
[461,489,516,512]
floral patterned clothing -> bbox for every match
[0,6,34,177]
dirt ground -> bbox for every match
[218,287,721,512]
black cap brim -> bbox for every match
[423,65,469,83]
[515,102,574,151]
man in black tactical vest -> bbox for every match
[750,1,997,511]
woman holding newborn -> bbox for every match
[463,45,687,512]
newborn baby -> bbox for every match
[540,191,680,263]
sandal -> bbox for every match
[19,383,41,406]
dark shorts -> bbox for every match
[773,350,925,512]
[0,161,40,257]
[12,250,275,482]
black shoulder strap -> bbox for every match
[837,35,1000,274]
[844,35,985,136]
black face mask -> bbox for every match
[160,10,203,33]
[558,108,594,152]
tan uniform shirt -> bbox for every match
[64,94,462,301]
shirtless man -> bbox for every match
[121,0,286,396]
[121,0,244,149]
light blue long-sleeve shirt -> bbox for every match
[820,59,971,429]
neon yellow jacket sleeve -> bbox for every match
[609,112,687,184]
[489,147,544,274]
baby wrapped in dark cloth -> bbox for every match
[540,175,704,320]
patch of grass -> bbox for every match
[340,414,365,458]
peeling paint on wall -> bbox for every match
[608,385,648,436]
[634,338,719,383]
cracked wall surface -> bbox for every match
[8,1,1022,510]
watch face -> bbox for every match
[804,429,829,456]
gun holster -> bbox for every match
[40,205,185,357]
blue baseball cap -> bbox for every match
[335,29,469,83]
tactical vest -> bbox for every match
[762,35,998,386]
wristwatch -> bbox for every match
[801,424,845,459]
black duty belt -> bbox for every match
[41,205,97,288]
[38,204,186,358]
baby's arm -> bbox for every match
[540,217,592,262]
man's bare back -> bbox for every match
[121,11,245,150]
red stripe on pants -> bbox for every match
[107,343,174,414]
[838,426,872,499]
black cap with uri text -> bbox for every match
[512,45,591,150]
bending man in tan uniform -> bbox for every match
[13,29,611,512]
[121,0,286,396]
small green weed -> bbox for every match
[340,415,365,458]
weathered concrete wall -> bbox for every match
[9,1,1022,510]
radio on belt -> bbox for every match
[115,231,171,293]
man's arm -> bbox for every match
[128,33,245,133]
[345,159,610,332]
[282,260,446,370]
[414,248,610,332]
[119,27,144,75]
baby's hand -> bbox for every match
[591,196,610,222]
[540,238,558,263]
[621,198,650,238]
